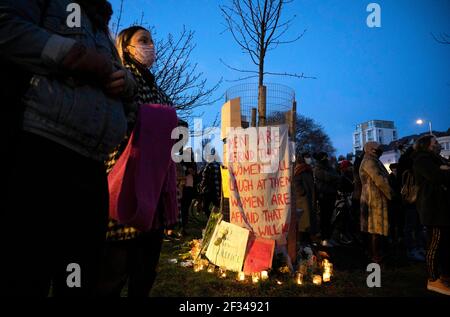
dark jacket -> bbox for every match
[294,162,315,232]
[314,160,340,196]
[352,153,364,201]
[295,163,314,199]
[199,162,222,202]
[0,0,136,161]
[397,147,414,188]
[412,150,450,226]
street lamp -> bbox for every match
[416,119,432,135]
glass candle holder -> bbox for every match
[237,271,246,282]
[193,262,204,272]
[207,264,215,273]
[261,271,269,281]
[327,263,334,276]
[251,272,260,284]
[312,275,322,285]
[295,272,304,285]
[219,267,227,278]
[323,271,331,283]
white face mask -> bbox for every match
[305,158,312,165]
[129,44,156,68]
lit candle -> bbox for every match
[237,271,246,282]
[327,263,333,276]
[207,264,215,273]
[313,275,322,285]
[261,271,269,281]
[252,272,260,284]
[219,267,227,278]
[194,263,204,272]
[295,272,303,285]
[323,271,331,283]
[276,280,283,285]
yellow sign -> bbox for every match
[221,167,230,198]
[205,221,250,272]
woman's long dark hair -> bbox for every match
[415,135,435,152]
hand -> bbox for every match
[104,70,126,97]
[61,43,113,83]
[440,165,450,171]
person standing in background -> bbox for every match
[313,151,341,248]
[294,153,317,246]
[359,142,395,264]
[412,135,450,296]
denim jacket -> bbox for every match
[0,0,136,161]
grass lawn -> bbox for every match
[149,214,442,297]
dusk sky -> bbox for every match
[109,0,450,155]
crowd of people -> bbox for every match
[294,137,450,296]
[0,0,448,298]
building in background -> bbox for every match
[378,129,450,172]
[353,120,398,154]
[438,134,450,159]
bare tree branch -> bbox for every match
[263,71,317,79]
[268,111,336,155]
[152,27,223,120]
[220,58,259,74]
[225,75,260,82]
[220,0,315,86]
[432,32,450,44]
[113,0,124,37]
[110,1,222,122]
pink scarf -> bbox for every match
[108,104,179,231]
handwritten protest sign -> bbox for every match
[205,221,250,272]
[226,125,291,246]
[243,236,275,274]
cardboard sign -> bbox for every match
[221,167,230,198]
[227,125,292,246]
[243,236,275,274]
[221,98,242,140]
[205,221,250,272]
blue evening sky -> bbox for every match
[109,0,450,155]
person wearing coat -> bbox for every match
[0,0,136,297]
[359,142,395,263]
[412,135,450,296]
[95,26,176,297]
[294,153,317,244]
[313,151,341,247]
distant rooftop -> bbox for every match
[355,120,395,130]
[381,128,450,152]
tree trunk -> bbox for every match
[258,54,266,126]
